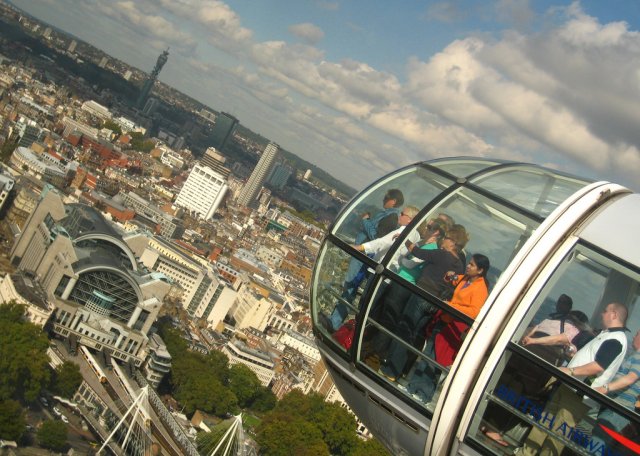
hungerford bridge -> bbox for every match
[60,341,248,456]
[94,386,246,456]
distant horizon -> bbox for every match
[6,0,640,191]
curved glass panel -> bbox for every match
[312,240,376,351]
[358,277,456,413]
[386,187,539,288]
[429,158,502,178]
[331,165,453,244]
[469,244,640,455]
[470,166,592,218]
[69,270,139,324]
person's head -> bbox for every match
[383,189,404,208]
[418,219,445,241]
[556,294,573,314]
[437,213,455,232]
[442,224,469,253]
[601,302,628,329]
[399,205,419,226]
[466,254,490,279]
[568,310,589,328]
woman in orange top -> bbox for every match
[444,254,491,319]
[402,254,491,403]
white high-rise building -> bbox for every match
[237,142,279,207]
[175,164,228,220]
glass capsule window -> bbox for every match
[469,243,640,455]
[331,165,453,244]
[312,158,593,415]
[470,166,591,218]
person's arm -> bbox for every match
[559,338,624,377]
[559,362,604,377]
[522,333,571,347]
[409,246,438,261]
[400,255,424,270]
[359,229,397,257]
[595,370,640,395]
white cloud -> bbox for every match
[288,23,325,45]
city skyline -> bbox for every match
[8,0,640,191]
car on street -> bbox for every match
[53,406,62,416]
[60,415,69,424]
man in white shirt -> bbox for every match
[518,302,629,456]
[352,205,420,265]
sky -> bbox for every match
[9,0,640,191]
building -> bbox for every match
[17,123,43,148]
[0,273,53,327]
[222,340,275,387]
[209,113,238,152]
[267,162,293,190]
[0,171,14,213]
[228,283,273,331]
[81,100,112,120]
[10,190,171,366]
[118,192,183,238]
[10,147,67,187]
[136,49,169,109]
[68,40,77,53]
[62,116,99,139]
[144,333,171,387]
[174,164,228,220]
[184,274,237,329]
[303,169,312,180]
[278,329,321,363]
[237,142,279,207]
[200,147,230,178]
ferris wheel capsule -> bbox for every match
[311,157,640,456]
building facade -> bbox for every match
[174,164,228,220]
[10,191,171,366]
[236,142,279,207]
[209,113,238,152]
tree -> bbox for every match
[256,391,360,455]
[0,400,26,441]
[315,401,359,455]
[351,438,390,456]
[52,362,82,398]
[228,364,261,408]
[257,418,328,456]
[0,303,51,402]
[102,119,122,135]
[250,387,276,413]
[176,375,238,417]
[37,420,67,452]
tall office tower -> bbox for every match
[136,48,169,109]
[175,164,228,220]
[209,112,238,152]
[200,147,230,178]
[267,162,293,190]
[68,40,77,53]
[98,56,108,68]
[237,142,279,207]
[18,124,42,148]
